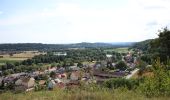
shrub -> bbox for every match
[139,58,170,97]
[103,78,140,90]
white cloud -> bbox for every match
[1,0,170,43]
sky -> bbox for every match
[0,0,170,44]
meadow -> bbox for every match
[0,51,46,64]
[104,47,132,54]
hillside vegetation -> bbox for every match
[0,87,169,100]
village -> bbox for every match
[0,50,140,92]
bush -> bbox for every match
[139,58,170,97]
[115,61,127,71]
[103,78,140,90]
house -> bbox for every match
[93,70,125,83]
[124,52,133,63]
[94,64,101,69]
[112,63,116,67]
[106,54,112,58]
[56,73,67,79]
[15,77,35,91]
[54,78,65,88]
[44,67,57,74]
[57,67,65,73]
[53,52,67,56]
[48,67,57,72]
[54,78,61,83]
[33,71,44,76]
[48,80,56,90]
[10,72,27,78]
[70,71,79,81]
[3,76,16,86]
[39,80,46,86]
[48,78,64,90]
[94,61,107,69]
[69,66,80,71]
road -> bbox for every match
[125,68,139,79]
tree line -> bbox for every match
[0,49,107,75]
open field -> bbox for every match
[0,88,169,100]
[0,58,27,64]
[0,51,46,63]
[104,47,132,53]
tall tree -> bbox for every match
[150,27,170,62]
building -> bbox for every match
[70,71,79,81]
[15,77,35,91]
[53,52,67,56]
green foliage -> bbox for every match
[0,43,128,51]
[150,28,170,62]
[77,62,83,68]
[51,63,57,67]
[137,60,148,76]
[115,61,127,71]
[106,61,114,70]
[50,71,56,78]
[133,27,170,63]
[132,39,152,52]
[103,78,140,90]
[139,58,170,97]
[0,84,160,100]
[34,82,47,91]
[0,48,107,75]
[140,54,152,64]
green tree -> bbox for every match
[137,60,147,76]
[50,71,56,78]
[150,27,170,62]
[115,61,127,71]
[140,58,170,97]
[77,62,83,68]
[104,78,140,90]
[107,61,114,70]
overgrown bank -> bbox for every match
[0,87,169,100]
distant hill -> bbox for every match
[0,42,135,51]
[131,39,153,51]
[110,42,135,46]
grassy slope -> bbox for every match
[0,88,169,100]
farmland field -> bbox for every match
[104,47,132,53]
[0,51,46,63]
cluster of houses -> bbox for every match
[92,52,139,83]
[0,64,95,92]
[0,51,140,92]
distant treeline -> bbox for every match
[0,42,134,51]
[0,48,107,75]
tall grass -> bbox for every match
[0,87,169,100]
